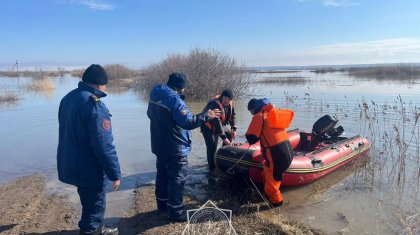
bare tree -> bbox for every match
[140,48,253,100]
[103,64,135,81]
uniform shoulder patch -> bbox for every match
[180,108,188,116]
[90,95,101,103]
[102,120,111,130]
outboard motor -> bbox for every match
[312,115,338,137]
[310,115,344,149]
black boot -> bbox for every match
[271,201,283,208]
[80,226,118,235]
[169,211,188,222]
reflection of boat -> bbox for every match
[215,115,371,187]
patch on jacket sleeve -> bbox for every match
[90,95,101,103]
[102,120,111,130]
[180,108,188,116]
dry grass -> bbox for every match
[121,179,323,235]
[70,68,85,78]
[26,78,55,91]
[184,171,323,235]
[0,92,19,104]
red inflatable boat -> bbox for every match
[215,115,371,186]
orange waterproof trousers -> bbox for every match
[263,149,283,204]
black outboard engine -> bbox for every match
[310,115,344,148]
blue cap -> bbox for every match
[248,98,270,114]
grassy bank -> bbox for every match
[0,70,65,79]
[121,183,323,235]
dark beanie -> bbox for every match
[247,98,258,112]
[167,73,187,89]
[221,89,233,99]
[82,64,109,85]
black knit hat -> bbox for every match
[82,64,109,85]
[247,98,258,112]
[221,89,233,99]
[167,73,187,89]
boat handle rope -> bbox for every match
[248,177,273,211]
[226,144,252,175]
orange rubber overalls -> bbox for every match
[245,104,294,204]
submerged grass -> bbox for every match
[250,70,301,74]
[256,76,309,84]
[26,78,55,91]
[0,92,19,104]
[310,64,420,80]
[347,65,420,80]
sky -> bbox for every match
[1,0,420,69]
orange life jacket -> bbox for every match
[246,104,294,181]
[204,95,233,131]
[246,104,293,148]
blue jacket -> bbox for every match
[57,82,121,188]
[147,84,210,157]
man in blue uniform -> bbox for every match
[57,64,121,235]
[147,73,220,222]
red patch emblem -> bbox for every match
[102,120,111,130]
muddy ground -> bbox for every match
[0,172,324,235]
[0,174,77,235]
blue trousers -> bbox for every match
[155,155,188,218]
[77,186,106,232]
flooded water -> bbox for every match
[0,71,419,234]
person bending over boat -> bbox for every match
[201,89,237,171]
[147,73,221,221]
[245,98,294,207]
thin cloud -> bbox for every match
[323,0,359,7]
[314,38,420,56]
[296,0,359,7]
[80,0,114,10]
[59,0,115,11]
[251,38,420,66]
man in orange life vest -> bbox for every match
[201,89,237,171]
[245,98,294,207]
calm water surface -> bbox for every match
[0,72,419,234]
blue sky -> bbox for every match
[1,0,420,69]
